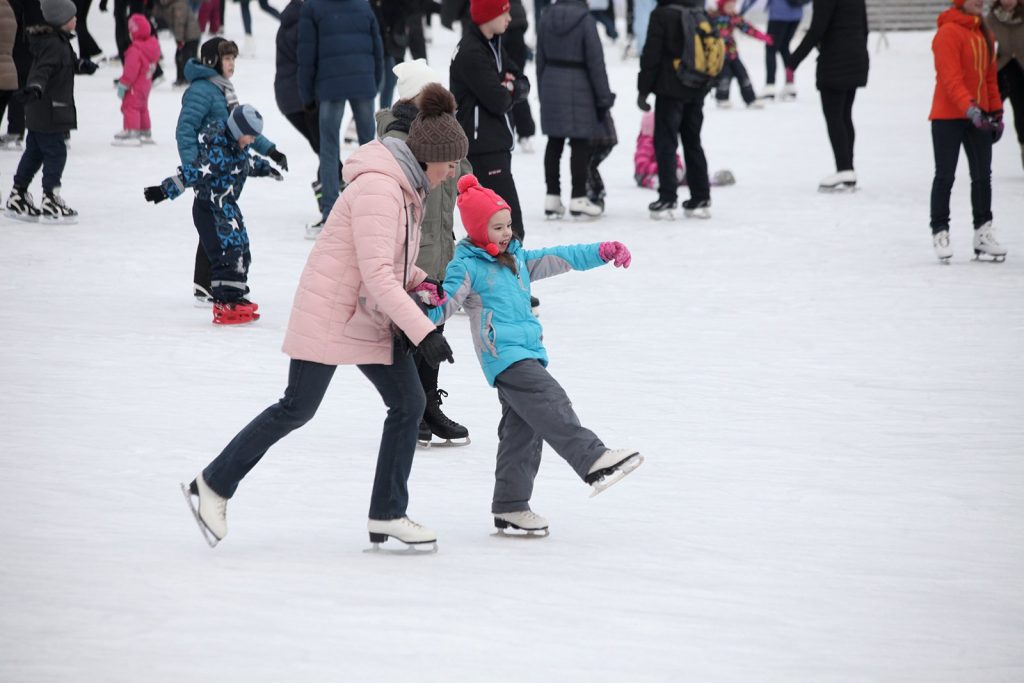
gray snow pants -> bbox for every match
[491,359,607,513]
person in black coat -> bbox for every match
[637,0,712,219]
[503,0,534,148]
[449,0,530,240]
[788,0,869,192]
[6,0,96,222]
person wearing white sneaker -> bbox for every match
[426,176,641,533]
[929,0,1004,262]
[183,87,469,549]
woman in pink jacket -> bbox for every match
[183,85,469,552]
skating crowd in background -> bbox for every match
[0,0,1019,549]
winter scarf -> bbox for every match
[210,74,238,111]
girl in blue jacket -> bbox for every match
[425,174,642,536]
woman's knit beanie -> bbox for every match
[406,83,469,163]
[394,59,442,101]
[456,174,510,257]
[41,0,76,26]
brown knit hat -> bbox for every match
[406,84,469,163]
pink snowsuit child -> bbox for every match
[116,14,161,143]
[634,111,683,189]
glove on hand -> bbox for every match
[116,83,128,100]
[411,278,448,307]
[510,77,530,104]
[78,59,98,75]
[967,104,994,131]
[765,35,774,46]
[13,85,42,103]
[989,115,1005,143]
[637,93,651,112]
[268,167,284,181]
[417,330,454,368]
[599,241,632,268]
[144,185,168,204]
[268,149,288,171]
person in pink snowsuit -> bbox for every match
[114,14,161,145]
[634,111,736,189]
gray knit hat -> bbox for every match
[227,104,264,140]
[406,84,469,163]
[41,0,77,26]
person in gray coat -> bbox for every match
[536,0,614,219]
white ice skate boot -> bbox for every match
[366,517,438,553]
[569,196,603,219]
[932,230,953,263]
[39,188,78,224]
[517,136,534,154]
[5,186,41,222]
[111,129,142,147]
[781,82,797,101]
[973,222,1007,262]
[760,84,776,101]
[181,474,227,547]
[586,448,644,497]
[818,170,857,193]
[494,510,549,537]
[305,217,324,240]
[544,194,566,219]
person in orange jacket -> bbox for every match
[929,0,1007,263]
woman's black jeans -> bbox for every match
[930,119,993,234]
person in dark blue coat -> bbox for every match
[536,0,613,219]
[298,0,383,226]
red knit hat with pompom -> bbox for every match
[470,0,510,25]
[456,174,510,257]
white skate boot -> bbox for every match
[586,448,644,497]
[973,222,1007,262]
[569,196,603,219]
[932,230,953,263]
[760,84,776,101]
[181,474,227,547]
[305,217,324,240]
[781,82,797,101]
[818,170,857,193]
[494,510,549,537]
[366,517,438,553]
[544,194,566,219]
[111,129,143,147]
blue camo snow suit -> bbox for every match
[160,119,278,301]
[428,239,607,386]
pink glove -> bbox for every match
[410,278,448,307]
[599,241,631,268]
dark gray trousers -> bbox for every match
[492,360,606,513]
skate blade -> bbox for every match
[418,436,471,449]
[544,213,564,221]
[649,211,676,221]
[39,215,78,225]
[493,521,550,538]
[4,211,40,223]
[818,184,857,194]
[589,453,644,497]
[363,540,438,555]
[569,213,601,221]
[111,140,143,147]
[684,209,711,219]
[180,482,220,548]
[972,253,1006,263]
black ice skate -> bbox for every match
[585,449,644,497]
[39,189,78,224]
[682,198,711,219]
[648,199,676,220]
[419,389,470,447]
[5,186,41,222]
[364,517,438,554]
[494,510,550,537]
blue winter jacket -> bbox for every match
[429,239,606,386]
[297,0,383,107]
[743,0,804,23]
[175,60,275,165]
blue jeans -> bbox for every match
[13,131,67,193]
[202,356,426,519]
[318,98,375,220]
[379,55,397,110]
[238,0,280,34]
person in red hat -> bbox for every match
[423,174,643,536]
[449,0,529,244]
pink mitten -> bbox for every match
[599,241,632,268]
[410,279,448,307]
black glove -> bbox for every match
[99,0,107,10]
[268,167,283,181]
[78,59,99,75]
[511,77,530,104]
[268,148,288,172]
[144,185,168,204]
[13,85,42,104]
[637,92,651,112]
[416,330,454,368]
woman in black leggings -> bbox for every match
[789,0,869,192]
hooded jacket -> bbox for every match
[637,0,710,102]
[428,239,607,386]
[282,139,436,366]
[297,0,383,106]
[119,15,160,111]
[789,0,869,91]
[930,7,1000,120]
[376,103,473,280]
[450,23,527,155]
[536,0,615,139]
[23,25,78,134]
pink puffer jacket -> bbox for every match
[282,140,436,365]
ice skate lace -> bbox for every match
[979,229,1001,247]
[432,390,461,428]
[934,232,950,248]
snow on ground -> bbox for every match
[1,8,1022,683]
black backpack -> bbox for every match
[670,6,726,91]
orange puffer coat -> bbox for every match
[930,7,1001,120]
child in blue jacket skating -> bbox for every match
[424,174,643,536]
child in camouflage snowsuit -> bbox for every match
[144,105,282,323]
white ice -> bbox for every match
[1,8,1022,683]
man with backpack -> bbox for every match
[638,0,722,220]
